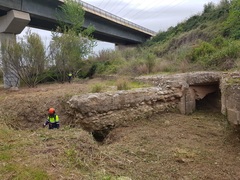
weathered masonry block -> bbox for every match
[221,73,240,125]
[136,72,221,114]
[68,87,182,131]
[68,71,240,131]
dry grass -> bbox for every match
[1,79,240,179]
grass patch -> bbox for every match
[91,83,105,93]
[0,164,49,180]
[116,78,150,90]
[116,78,130,90]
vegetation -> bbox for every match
[1,1,240,179]
[0,80,239,179]
[51,0,95,82]
[1,30,46,87]
[86,0,240,76]
[0,0,95,87]
[1,0,240,87]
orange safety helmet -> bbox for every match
[48,108,55,114]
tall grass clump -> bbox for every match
[91,83,104,93]
[116,78,130,90]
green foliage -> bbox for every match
[190,41,216,62]
[85,0,238,74]
[225,0,240,39]
[148,0,230,48]
[211,36,228,48]
[0,151,11,161]
[145,53,156,74]
[57,0,94,37]
[49,0,96,82]
[91,83,104,93]
[64,148,90,172]
[0,164,49,180]
[1,29,47,87]
[84,64,97,78]
[93,50,126,75]
[128,81,150,89]
[189,37,240,70]
[116,78,130,90]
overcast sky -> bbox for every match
[20,0,222,52]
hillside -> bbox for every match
[144,0,240,71]
[90,0,240,77]
[1,79,240,179]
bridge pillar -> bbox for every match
[0,10,30,88]
[0,33,19,88]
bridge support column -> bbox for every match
[0,10,30,88]
[0,33,19,88]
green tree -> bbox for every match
[1,30,46,87]
[49,0,95,82]
[225,0,240,39]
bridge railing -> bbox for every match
[76,0,156,36]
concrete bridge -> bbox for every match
[0,0,156,45]
[0,0,156,88]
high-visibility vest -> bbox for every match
[48,115,59,123]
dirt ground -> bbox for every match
[1,79,240,180]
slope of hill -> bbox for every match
[145,0,240,71]
[91,0,240,76]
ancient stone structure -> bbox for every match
[136,71,221,114]
[68,87,182,132]
[67,71,240,133]
[221,72,240,125]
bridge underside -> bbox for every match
[0,0,152,45]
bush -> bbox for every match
[116,78,130,90]
[211,36,227,48]
[91,83,104,93]
[190,41,216,62]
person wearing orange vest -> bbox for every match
[43,108,60,129]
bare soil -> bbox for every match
[0,79,240,180]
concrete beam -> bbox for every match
[0,10,30,34]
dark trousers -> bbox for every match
[68,76,72,83]
[48,123,59,129]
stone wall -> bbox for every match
[68,87,182,131]
[221,73,240,125]
[136,72,221,114]
[67,71,240,131]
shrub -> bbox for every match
[145,53,156,73]
[190,41,216,62]
[211,36,228,48]
[91,83,104,93]
[116,78,130,90]
[152,58,176,73]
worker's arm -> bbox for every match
[43,119,49,128]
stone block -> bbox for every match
[227,109,240,125]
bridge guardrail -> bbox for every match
[76,0,156,36]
